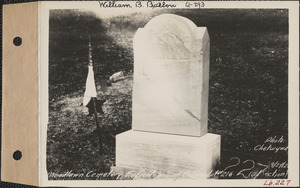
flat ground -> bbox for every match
[47,9,288,180]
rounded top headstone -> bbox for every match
[140,14,201,59]
[145,14,197,32]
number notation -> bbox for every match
[209,157,288,179]
[185,2,205,9]
[264,180,291,186]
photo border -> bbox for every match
[39,1,299,187]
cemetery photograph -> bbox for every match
[47,8,288,180]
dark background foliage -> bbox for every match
[49,8,287,180]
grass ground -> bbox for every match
[47,9,288,180]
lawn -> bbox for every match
[47,9,288,180]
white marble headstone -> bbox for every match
[132,14,210,136]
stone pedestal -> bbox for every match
[114,14,221,179]
[115,130,220,179]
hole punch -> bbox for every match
[13,37,22,46]
[13,150,22,160]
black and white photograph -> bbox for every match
[40,1,297,186]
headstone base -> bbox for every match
[114,130,221,179]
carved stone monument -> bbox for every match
[115,14,221,179]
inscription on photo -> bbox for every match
[254,136,288,153]
[209,157,288,179]
[209,136,288,179]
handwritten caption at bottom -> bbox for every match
[209,157,288,179]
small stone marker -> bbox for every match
[115,14,220,179]
[132,14,210,136]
